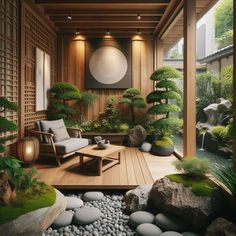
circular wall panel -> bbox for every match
[89,46,128,84]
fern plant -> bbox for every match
[119,88,146,124]
[146,66,183,140]
[48,82,81,126]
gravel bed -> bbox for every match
[44,192,135,236]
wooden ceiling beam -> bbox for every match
[54,22,157,28]
[35,0,170,4]
[50,16,161,22]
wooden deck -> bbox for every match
[32,147,178,190]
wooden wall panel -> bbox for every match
[0,0,18,145]
[58,37,154,121]
[21,1,57,134]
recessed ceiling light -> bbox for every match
[137,28,141,35]
[67,14,72,21]
[137,14,141,20]
[75,28,80,35]
[106,28,110,35]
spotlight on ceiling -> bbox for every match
[75,28,80,35]
[106,28,110,35]
[137,14,141,20]
[137,28,141,35]
[67,14,72,21]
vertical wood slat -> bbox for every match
[183,0,196,157]
[233,0,236,171]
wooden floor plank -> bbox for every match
[30,147,178,189]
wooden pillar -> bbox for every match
[19,1,25,138]
[183,0,196,157]
[233,0,236,171]
[156,37,164,69]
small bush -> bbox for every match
[174,157,211,178]
[211,126,226,137]
[154,137,173,147]
[119,123,130,132]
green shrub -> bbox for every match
[154,137,173,147]
[212,164,236,198]
[119,123,130,132]
[174,157,211,178]
[211,126,226,137]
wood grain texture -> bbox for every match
[31,147,157,189]
[58,36,154,121]
[233,0,236,171]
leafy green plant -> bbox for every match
[212,164,236,198]
[146,66,183,141]
[77,91,98,123]
[119,88,146,124]
[0,97,18,154]
[214,0,233,48]
[119,123,130,132]
[221,65,233,101]
[153,137,173,147]
[174,157,211,178]
[48,82,81,125]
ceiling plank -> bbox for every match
[50,16,161,22]
[35,0,170,4]
[44,8,165,16]
[54,22,156,28]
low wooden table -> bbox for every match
[76,144,125,175]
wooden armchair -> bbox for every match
[30,120,90,166]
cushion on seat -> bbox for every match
[55,138,90,154]
[50,125,70,143]
[40,119,65,143]
[35,121,44,143]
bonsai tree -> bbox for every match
[48,82,81,127]
[146,66,183,154]
[119,88,146,124]
[76,90,98,123]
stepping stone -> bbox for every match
[160,232,183,236]
[52,211,73,228]
[65,197,84,209]
[83,191,104,201]
[129,211,155,228]
[155,213,188,232]
[136,223,162,236]
[182,232,199,236]
[74,207,102,226]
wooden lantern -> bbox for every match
[17,137,39,164]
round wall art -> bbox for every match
[89,46,128,85]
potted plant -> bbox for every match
[119,88,146,124]
[146,66,183,156]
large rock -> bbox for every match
[0,189,66,236]
[124,184,152,214]
[129,211,155,228]
[149,177,221,231]
[127,125,147,147]
[205,217,236,236]
[74,207,101,226]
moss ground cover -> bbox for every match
[167,174,219,197]
[0,182,56,225]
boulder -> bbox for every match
[124,184,152,214]
[205,217,236,236]
[129,211,155,228]
[140,142,152,152]
[127,125,147,147]
[149,177,221,231]
[0,189,66,236]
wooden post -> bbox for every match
[183,0,196,157]
[156,37,164,69]
[233,0,236,171]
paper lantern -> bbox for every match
[17,137,39,164]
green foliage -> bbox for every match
[119,123,130,132]
[150,66,182,81]
[221,65,233,101]
[214,0,233,46]
[154,137,173,147]
[0,97,18,154]
[48,82,80,124]
[174,157,211,178]
[119,88,146,124]
[211,125,226,137]
[167,174,218,197]
[169,51,183,59]
[0,157,38,191]
[146,66,182,140]
[0,183,56,225]
[212,164,236,198]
